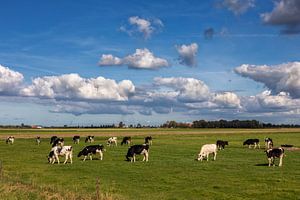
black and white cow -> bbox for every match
[50,136,58,145]
[121,136,131,146]
[73,135,80,144]
[6,136,14,144]
[264,137,273,149]
[126,144,149,162]
[85,136,94,143]
[265,148,284,167]
[51,137,64,147]
[243,139,260,149]
[197,144,217,161]
[36,136,41,145]
[48,145,73,164]
[78,145,105,161]
[107,137,117,146]
[144,136,153,145]
[216,140,228,150]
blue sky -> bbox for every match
[1,0,300,126]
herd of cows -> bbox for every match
[4,135,288,167]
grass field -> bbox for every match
[0,128,300,200]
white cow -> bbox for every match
[197,144,217,161]
[107,137,118,146]
[48,146,73,164]
[6,136,14,145]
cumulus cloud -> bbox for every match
[21,73,135,101]
[235,62,300,98]
[176,43,198,67]
[261,0,300,34]
[0,64,24,95]
[212,92,241,108]
[120,16,163,39]
[154,77,210,102]
[219,0,255,15]
[242,90,300,113]
[99,48,169,70]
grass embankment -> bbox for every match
[0,129,299,199]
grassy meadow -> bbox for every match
[0,128,300,200]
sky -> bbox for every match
[0,0,300,126]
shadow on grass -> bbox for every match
[255,163,269,166]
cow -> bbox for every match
[243,139,260,149]
[78,145,105,161]
[126,144,149,162]
[264,137,273,149]
[107,137,117,146]
[6,136,14,145]
[50,136,58,145]
[85,136,94,143]
[197,144,217,161]
[144,136,152,145]
[121,136,131,146]
[73,136,80,144]
[51,137,64,147]
[36,136,41,145]
[216,140,228,150]
[48,145,73,164]
[265,148,284,167]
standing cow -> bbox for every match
[126,144,149,162]
[265,148,284,167]
[197,144,217,161]
[6,136,14,145]
[243,139,260,149]
[264,137,273,149]
[121,136,131,146]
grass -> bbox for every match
[0,128,300,199]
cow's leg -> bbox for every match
[258,143,260,149]
[213,151,217,161]
[55,155,60,164]
[64,154,68,164]
[254,143,257,149]
[99,151,103,160]
[268,158,272,167]
[206,154,209,161]
[279,155,283,167]
[83,156,87,161]
[248,145,251,149]
[133,154,136,162]
[145,151,149,162]
[89,154,93,160]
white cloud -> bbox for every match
[220,0,255,15]
[235,62,300,98]
[98,54,122,66]
[213,92,241,108]
[176,43,198,67]
[121,16,163,39]
[99,48,169,70]
[0,64,24,95]
[261,0,300,34]
[21,73,135,101]
[154,77,210,102]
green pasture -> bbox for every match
[0,129,299,200]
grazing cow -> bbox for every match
[197,144,217,161]
[36,136,41,145]
[216,140,228,150]
[265,148,284,167]
[126,144,149,162]
[243,139,260,149]
[48,145,73,164]
[107,137,117,146]
[51,137,64,147]
[73,136,80,144]
[85,136,94,143]
[121,136,131,146]
[6,136,14,145]
[78,145,105,161]
[264,137,273,149]
[144,136,153,145]
[50,136,58,145]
